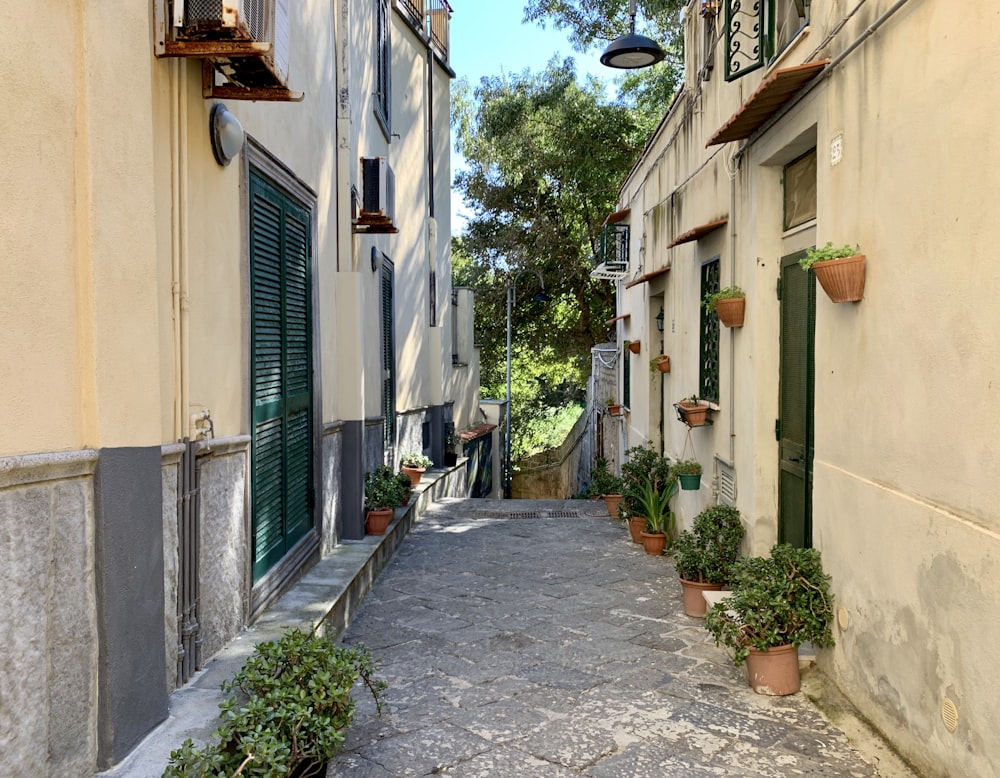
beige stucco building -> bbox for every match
[0,1,483,774]
[603,1,1000,775]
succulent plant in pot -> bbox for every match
[671,458,703,490]
[399,452,433,486]
[588,456,624,518]
[704,543,835,695]
[671,505,744,617]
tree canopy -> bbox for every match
[453,58,658,457]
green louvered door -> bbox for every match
[778,250,815,548]
[250,169,314,582]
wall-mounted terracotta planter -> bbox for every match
[627,340,641,354]
[674,401,711,427]
[653,355,671,373]
[714,297,745,327]
[812,254,866,303]
[607,404,624,417]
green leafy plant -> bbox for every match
[621,443,673,521]
[670,459,702,476]
[798,242,857,270]
[702,285,745,312]
[587,456,623,497]
[399,452,432,469]
[163,629,386,777]
[704,544,835,666]
[394,471,413,503]
[365,465,408,510]
[636,473,679,537]
[671,505,744,584]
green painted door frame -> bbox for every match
[778,250,815,548]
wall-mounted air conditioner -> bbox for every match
[355,158,398,233]
[173,0,290,88]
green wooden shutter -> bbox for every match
[250,169,313,581]
[623,344,631,409]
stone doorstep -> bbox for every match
[96,461,466,778]
[700,589,817,668]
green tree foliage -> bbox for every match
[452,58,654,459]
[522,0,686,114]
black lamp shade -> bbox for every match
[600,32,666,69]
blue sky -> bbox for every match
[446,4,612,232]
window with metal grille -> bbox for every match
[700,258,721,402]
[381,258,396,453]
[724,0,809,82]
[375,0,391,134]
[598,223,630,272]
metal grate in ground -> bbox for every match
[468,509,583,520]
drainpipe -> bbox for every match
[335,1,353,272]
[728,153,737,464]
[170,59,190,441]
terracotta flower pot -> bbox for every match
[365,508,393,535]
[679,578,725,618]
[812,254,866,303]
[746,644,800,696]
[607,404,624,417]
[714,297,745,327]
[627,340,641,354]
[640,531,667,556]
[675,401,710,427]
[653,355,671,373]
[628,516,645,543]
[401,465,425,486]
[603,494,624,518]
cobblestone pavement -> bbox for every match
[330,499,887,777]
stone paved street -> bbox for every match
[331,499,900,777]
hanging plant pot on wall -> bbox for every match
[813,254,866,303]
[652,355,671,374]
[627,340,641,354]
[674,399,712,427]
[714,297,745,327]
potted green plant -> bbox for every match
[635,472,679,556]
[670,505,744,617]
[163,628,386,777]
[621,444,673,544]
[704,544,835,695]
[674,394,712,427]
[605,396,624,417]
[702,285,746,328]
[671,459,703,490]
[399,452,432,486]
[395,471,413,506]
[364,466,405,534]
[588,456,624,518]
[799,242,866,303]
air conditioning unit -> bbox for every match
[357,158,397,232]
[176,0,290,87]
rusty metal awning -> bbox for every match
[667,217,728,248]
[604,208,631,225]
[625,266,670,289]
[707,60,829,146]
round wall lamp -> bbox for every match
[601,0,666,69]
[209,104,245,167]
